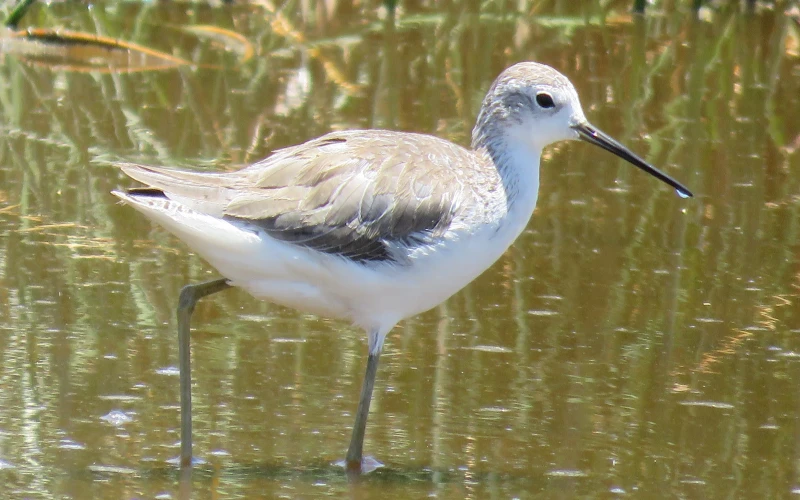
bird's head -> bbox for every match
[473,62,692,198]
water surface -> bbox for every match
[0,1,798,498]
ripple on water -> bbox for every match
[528,309,559,316]
[678,401,735,409]
[463,345,513,353]
[88,465,137,475]
[97,394,143,402]
[100,410,134,426]
[546,469,589,477]
[155,366,180,376]
[58,439,86,450]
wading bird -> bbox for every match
[114,62,692,473]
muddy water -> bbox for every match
[0,2,798,498]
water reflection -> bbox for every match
[0,1,798,498]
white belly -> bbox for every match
[119,191,535,339]
[236,209,533,333]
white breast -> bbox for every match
[114,147,542,347]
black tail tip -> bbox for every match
[125,187,166,198]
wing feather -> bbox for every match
[118,130,482,263]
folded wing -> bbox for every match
[118,130,479,263]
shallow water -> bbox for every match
[0,1,798,498]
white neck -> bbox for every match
[475,132,542,221]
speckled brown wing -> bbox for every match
[119,130,482,263]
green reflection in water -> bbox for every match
[0,1,798,498]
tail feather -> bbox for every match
[115,162,238,216]
[125,187,166,197]
[112,189,255,249]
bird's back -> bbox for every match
[114,129,522,331]
[118,129,508,264]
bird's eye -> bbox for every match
[536,93,555,109]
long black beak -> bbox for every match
[572,122,693,198]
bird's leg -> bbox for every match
[345,350,381,472]
[177,278,232,468]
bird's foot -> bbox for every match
[334,455,384,475]
[167,455,207,468]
